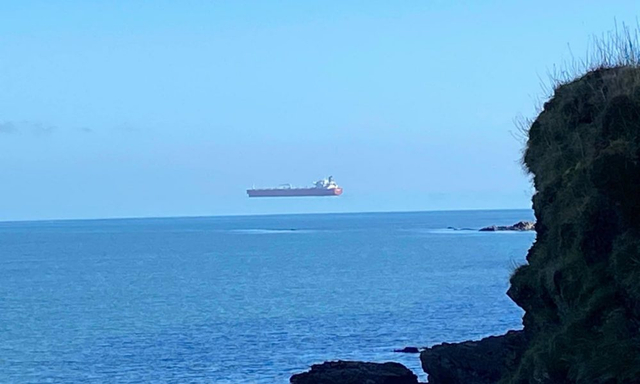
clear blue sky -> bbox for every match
[1,1,638,221]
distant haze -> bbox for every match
[1,1,638,221]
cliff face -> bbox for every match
[507,66,640,383]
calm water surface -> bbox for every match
[0,210,535,383]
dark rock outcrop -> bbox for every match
[290,361,419,384]
[420,330,526,384]
[479,221,535,232]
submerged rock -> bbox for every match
[290,361,419,384]
[446,227,475,231]
[479,221,535,232]
[420,330,526,384]
[394,346,421,354]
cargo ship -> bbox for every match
[247,176,343,197]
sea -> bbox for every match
[0,209,535,383]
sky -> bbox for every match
[1,1,639,221]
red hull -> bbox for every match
[247,188,343,197]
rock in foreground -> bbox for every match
[290,361,419,384]
[420,330,526,384]
[479,221,535,232]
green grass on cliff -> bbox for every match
[504,25,640,384]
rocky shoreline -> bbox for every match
[288,330,527,383]
[478,221,535,232]
[446,221,536,232]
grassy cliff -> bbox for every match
[506,63,640,383]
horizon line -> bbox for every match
[0,207,534,225]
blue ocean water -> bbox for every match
[0,210,535,383]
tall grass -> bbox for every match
[548,21,640,91]
[515,22,640,144]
